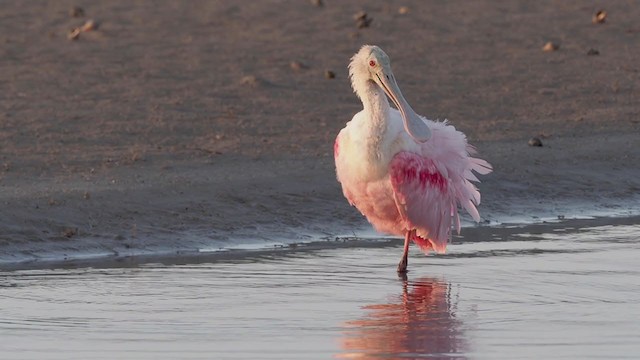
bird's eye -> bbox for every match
[369,60,376,67]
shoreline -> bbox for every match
[2,206,639,271]
[1,1,639,269]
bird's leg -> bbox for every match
[397,230,412,273]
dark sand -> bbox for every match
[0,1,639,265]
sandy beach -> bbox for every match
[1,0,639,265]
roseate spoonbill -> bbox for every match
[334,45,492,272]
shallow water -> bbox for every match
[1,221,639,359]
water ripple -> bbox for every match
[1,221,639,359]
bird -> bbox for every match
[334,45,492,273]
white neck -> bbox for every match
[356,79,391,135]
[354,80,396,167]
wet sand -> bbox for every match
[1,1,639,265]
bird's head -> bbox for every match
[349,45,432,143]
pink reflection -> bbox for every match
[338,276,467,359]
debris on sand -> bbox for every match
[80,19,99,32]
[592,10,607,24]
[69,6,84,17]
[587,48,600,56]
[63,228,78,238]
[354,11,373,29]
[67,27,81,40]
[542,41,559,52]
[310,0,323,7]
[67,19,100,41]
[528,137,543,147]
[290,61,307,71]
[398,6,409,15]
[324,70,336,79]
[240,75,260,87]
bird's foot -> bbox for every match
[397,271,408,281]
[397,258,408,273]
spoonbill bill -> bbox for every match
[334,45,492,272]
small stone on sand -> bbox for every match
[528,137,543,147]
[542,42,559,52]
[353,11,367,20]
[592,10,606,24]
[310,0,323,7]
[324,70,335,79]
[354,11,373,28]
[587,48,600,56]
[240,75,259,86]
[398,6,409,15]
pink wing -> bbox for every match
[390,151,489,254]
[390,152,453,253]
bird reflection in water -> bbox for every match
[337,276,467,359]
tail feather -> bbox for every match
[464,170,480,182]
[463,199,481,222]
[470,157,492,175]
